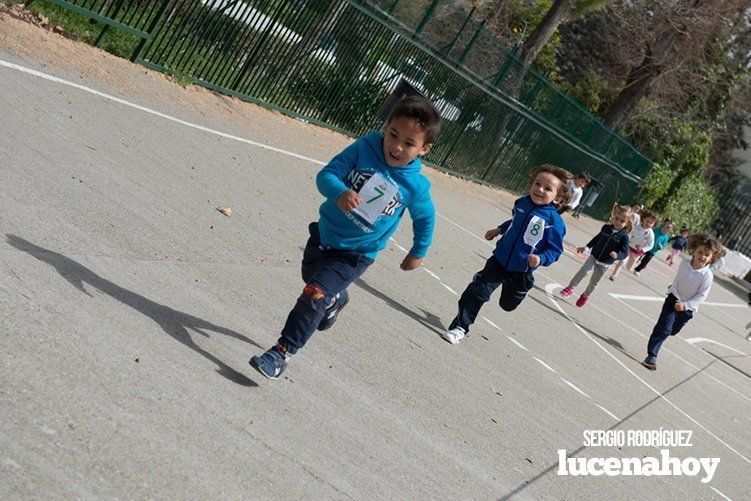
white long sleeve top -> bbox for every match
[629,223,654,253]
[668,258,713,311]
[568,181,583,209]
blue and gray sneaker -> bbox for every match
[249,345,289,380]
[318,291,349,331]
[642,355,657,371]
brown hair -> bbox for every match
[527,164,573,206]
[687,233,724,264]
[639,208,658,223]
[611,204,634,234]
[387,96,442,145]
[575,171,592,184]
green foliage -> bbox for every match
[561,70,609,113]
[661,175,720,232]
[18,1,139,58]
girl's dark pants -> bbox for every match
[449,256,534,332]
[647,293,694,357]
[635,251,655,272]
[277,223,373,354]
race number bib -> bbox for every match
[523,216,545,249]
[352,172,398,225]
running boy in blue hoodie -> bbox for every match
[250,96,441,379]
[443,164,571,344]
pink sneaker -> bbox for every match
[576,294,590,307]
[560,286,574,298]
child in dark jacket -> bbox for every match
[250,96,441,380]
[442,164,571,344]
[560,204,632,307]
[666,228,689,266]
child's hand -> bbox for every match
[610,251,618,259]
[674,301,686,312]
[400,254,422,271]
[484,228,501,240]
[337,190,362,212]
[528,254,541,267]
[576,247,586,254]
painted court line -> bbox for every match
[685,338,749,356]
[595,404,620,421]
[545,283,751,465]
[482,317,501,330]
[0,59,329,167]
[561,378,589,398]
[610,292,746,309]
[709,485,733,501]
[533,357,556,373]
[506,336,529,351]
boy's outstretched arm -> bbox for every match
[316,141,360,200]
[401,187,435,271]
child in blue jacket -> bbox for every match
[443,164,571,344]
[250,96,441,380]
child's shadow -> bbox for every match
[354,278,445,338]
[7,235,259,387]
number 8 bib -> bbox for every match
[523,216,546,249]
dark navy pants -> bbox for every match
[277,223,373,354]
[449,256,534,332]
[635,251,655,272]
[647,294,694,357]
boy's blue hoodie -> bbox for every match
[493,196,566,272]
[315,131,435,259]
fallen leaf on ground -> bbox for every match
[217,207,231,216]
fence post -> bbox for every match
[387,0,399,14]
[413,0,440,39]
[457,20,484,66]
[441,6,475,57]
[130,0,173,62]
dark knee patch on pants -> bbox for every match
[303,283,327,302]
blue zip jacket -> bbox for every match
[315,131,435,259]
[493,196,566,272]
[649,227,670,255]
[586,224,629,264]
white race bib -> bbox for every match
[352,173,398,225]
[523,216,545,249]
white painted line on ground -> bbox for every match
[545,283,751,465]
[612,296,654,321]
[0,59,329,167]
[436,213,494,248]
[506,336,528,351]
[561,378,589,398]
[422,267,441,281]
[441,283,458,295]
[685,338,749,356]
[610,292,746,309]
[709,486,734,501]
[595,404,620,421]
[482,316,501,330]
[533,357,556,373]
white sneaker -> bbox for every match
[633,270,640,276]
[442,326,466,345]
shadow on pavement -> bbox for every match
[354,278,445,338]
[499,359,716,500]
[7,234,260,387]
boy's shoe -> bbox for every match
[318,292,348,331]
[642,356,657,371]
[442,326,466,345]
[249,345,289,380]
[576,294,590,308]
[746,333,751,342]
[633,270,640,276]
[560,286,574,298]
[608,275,616,281]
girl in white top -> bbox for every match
[610,208,658,280]
[642,234,722,370]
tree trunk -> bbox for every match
[518,0,572,67]
[601,24,680,128]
